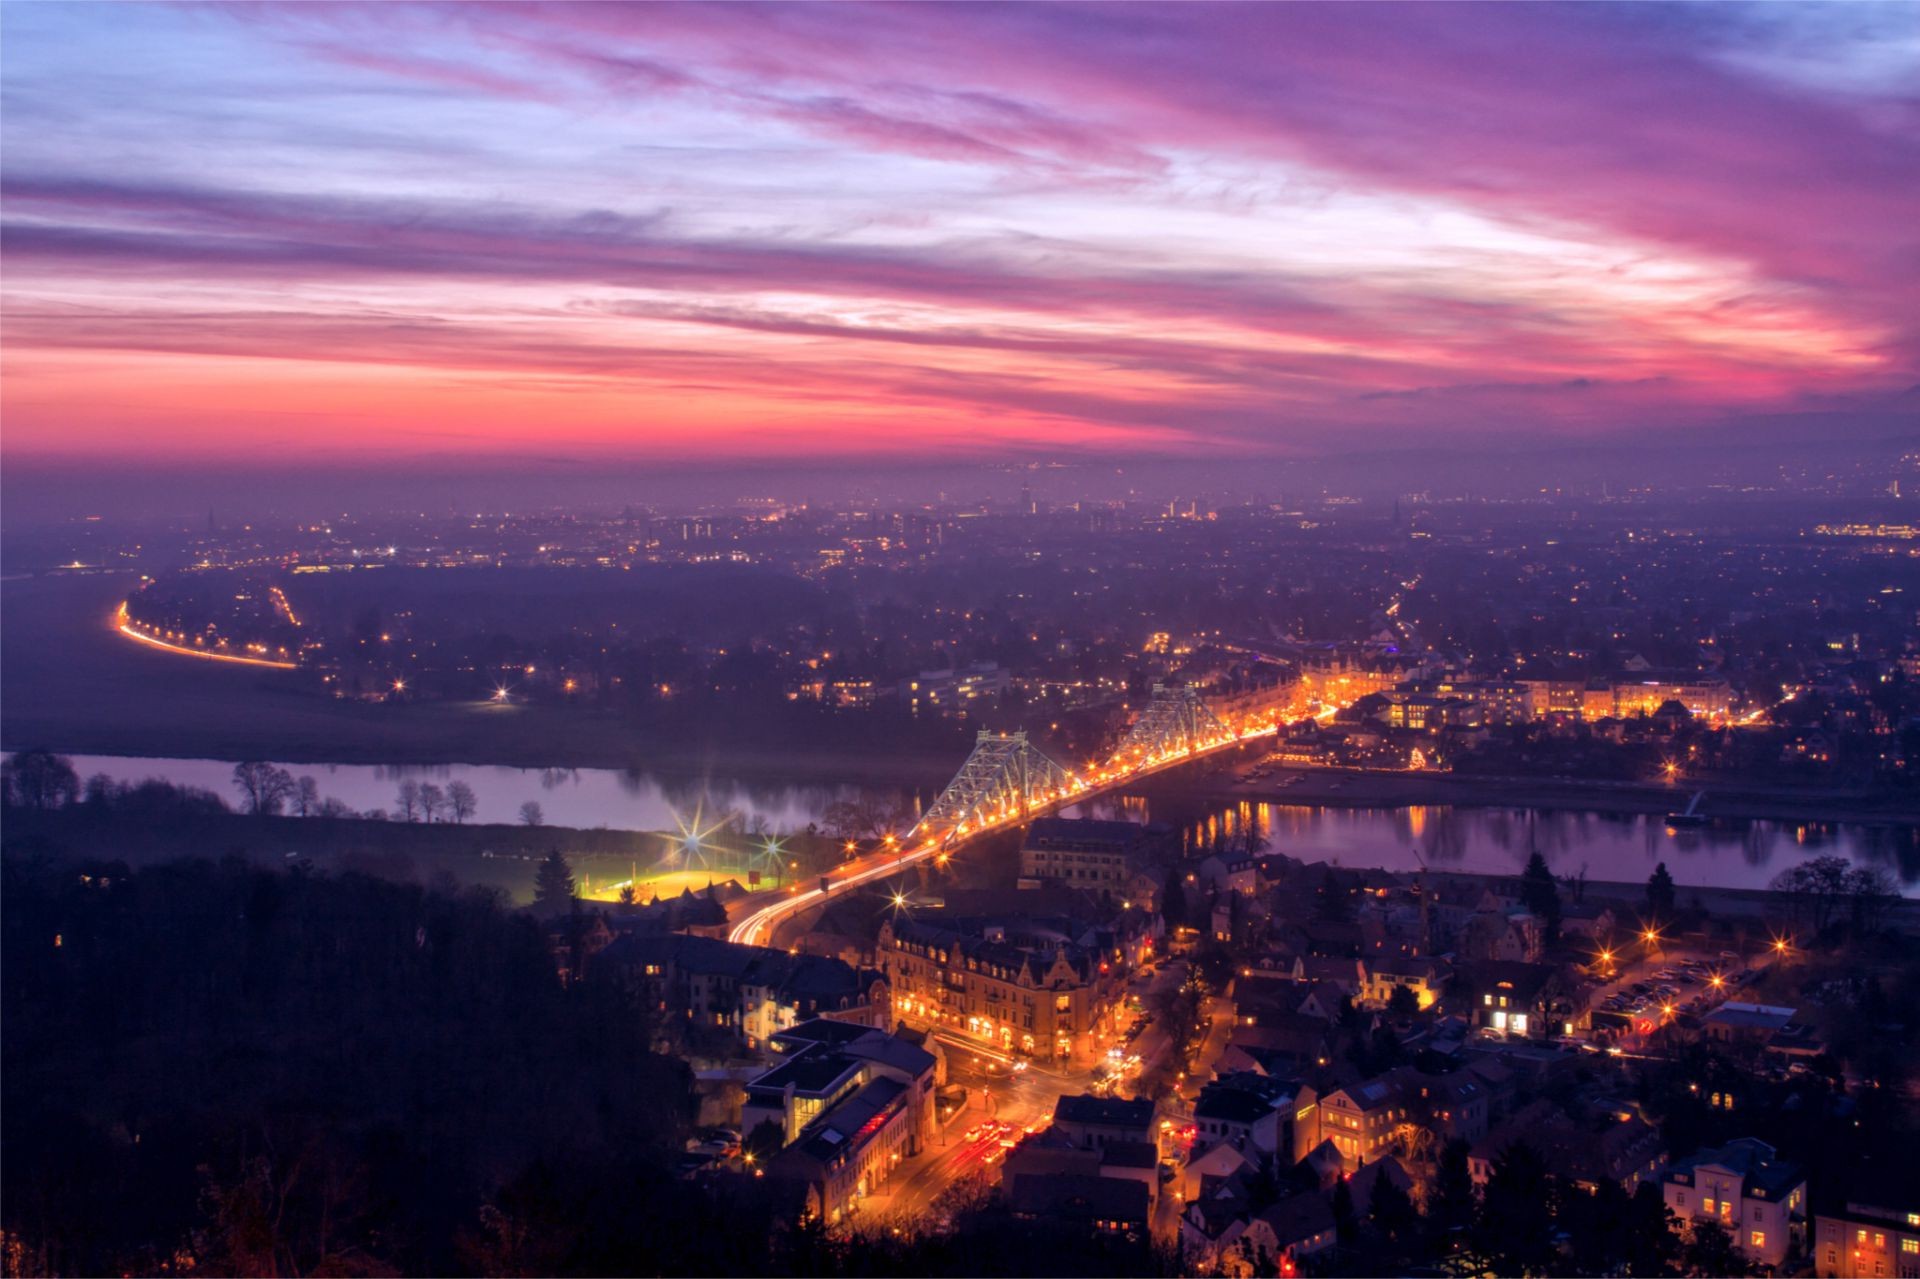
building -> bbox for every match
[1815,1200,1920,1278]
[879,912,1147,1063]
[1193,1072,1307,1161]
[747,1021,939,1226]
[1006,1172,1150,1237]
[1664,1138,1807,1270]
[899,662,1010,714]
[1465,960,1587,1040]
[1611,672,1733,720]
[596,932,886,1047]
[1318,1075,1411,1168]
[1054,1094,1157,1151]
[1018,816,1153,892]
[1703,1002,1799,1047]
[1360,955,1449,1010]
[1473,1101,1666,1196]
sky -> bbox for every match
[2,1,1917,478]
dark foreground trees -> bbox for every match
[1,852,691,1276]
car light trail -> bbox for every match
[111,603,299,670]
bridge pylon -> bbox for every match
[908,730,1074,848]
[1108,683,1234,769]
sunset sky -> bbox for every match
[3,2,1916,469]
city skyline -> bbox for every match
[3,1,1917,481]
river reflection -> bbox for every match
[38,754,1920,895]
[1124,796,1920,895]
[60,753,925,836]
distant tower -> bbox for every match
[1020,483,1035,516]
[206,508,217,534]
[1392,498,1401,527]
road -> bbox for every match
[861,1037,1099,1232]
[729,722,1281,947]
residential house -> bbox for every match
[1664,1138,1807,1270]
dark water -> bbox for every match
[40,753,1920,895]
[1067,791,1920,896]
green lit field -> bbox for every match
[576,863,789,903]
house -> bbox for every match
[1006,1172,1150,1236]
[1360,954,1448,1010]
[1194,1072,1303,1159]
[1473,1101,1667,1196]
[596,932,886,1047]
[1054,1093,1157,1151]
[1814,1198,1920,1278]
[1664,1138,1807,1270]
[1463,960,1586,1040]
[1238,1192,1337,1274]
[1183,1140,1257,1204]
[1318,1075,1411,1169]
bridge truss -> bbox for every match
[1109,683,1234,769]
[910,730,1075,846]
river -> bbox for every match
[31,753,1920,896]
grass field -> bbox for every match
[577,865,788,903]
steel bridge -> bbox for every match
[730,684,1274,945]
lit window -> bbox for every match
[1903,1240,1918,1255]
[1751,1232,1765,1250]
[1705,1199,1716,1216]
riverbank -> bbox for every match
[1182,765,1920,827]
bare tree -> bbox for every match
[294,776,321,817]
[396,779,422,823]
[418,783,447,824]
[447,780,478,825]
[518,800,544,827]
[232,762,295,816]
[3,750,80,810]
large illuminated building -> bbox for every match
[877,912,1152,1064]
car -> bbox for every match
[1011,1060,1029,1073]
[964,1124,986,1142]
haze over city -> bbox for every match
[4,5,1920,1279]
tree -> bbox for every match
[418,783,447,824]
[1161,867,1189,929]
[231,762,295,816]
[1769,854,1853,935]
[616,884,638,907]
[1388,983,1420,1017]
[1367,1170,1418,1249]
[534,850,576,911]
[1432,1138,1477,1234]
[744,1118,785,1166]
[1331,1175,1359,1250]
[447,781,478,825]
[1519,851,1562,947]
[1475,1142,1557,1277]
[518,801,545,827]
[1647,862,1677,922]
[1845,864,1898,935]
[396,779,422,823]
[1682,1218,1748,1277]
[3,749,80,809]
[294,776,321,818]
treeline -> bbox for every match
[1,853,694,1275]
